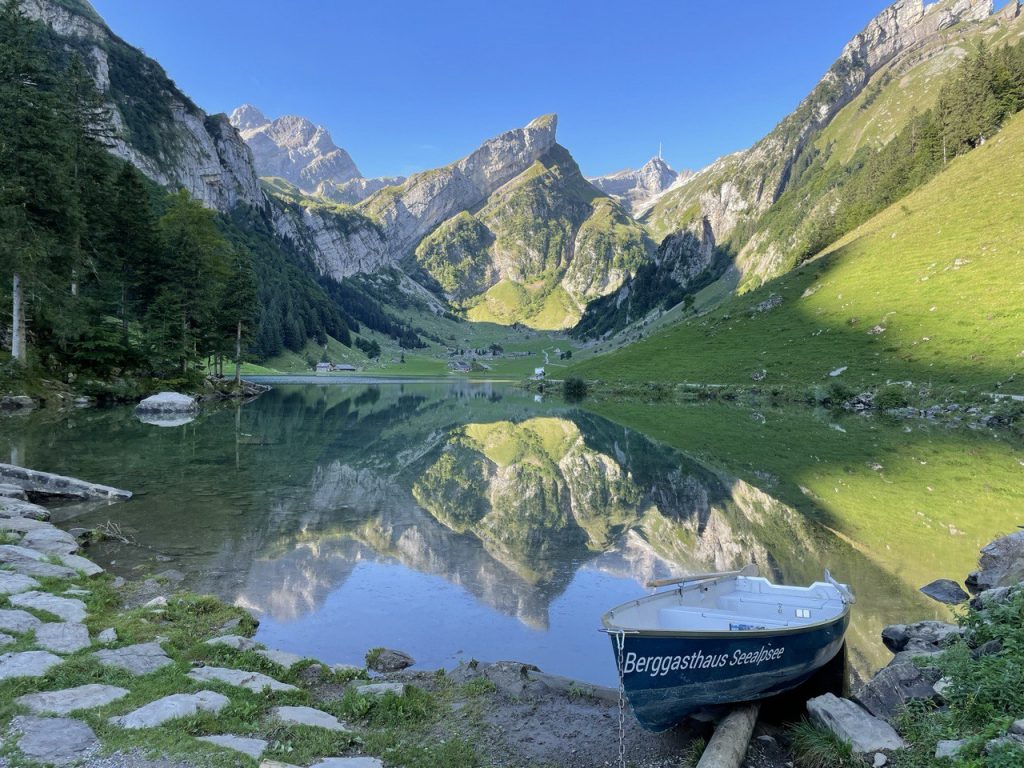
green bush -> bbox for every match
[874,384,910,410]
[562,377,588,402]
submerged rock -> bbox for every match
[920,579,969,605]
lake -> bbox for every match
[3,381,1021,686]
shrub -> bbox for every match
[562,377,587,402]
[874,384,910,410]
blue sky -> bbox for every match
[90,0,897,179]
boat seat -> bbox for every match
[657,606,791,631]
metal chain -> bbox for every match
[614,629,627,768]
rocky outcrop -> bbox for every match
[966,530,1024,593]
[361,114,558,260]
[317,176,407,205]
[21,0,264,213]
[588,157,687,215]
[230,105,361,190]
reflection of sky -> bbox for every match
[254,560,644,687]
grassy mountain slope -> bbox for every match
[569,108,1024,393]
[412,146,653,330]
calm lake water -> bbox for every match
[2,381,1020,686]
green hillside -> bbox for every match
[569,108,1024,393]
[414,146,653,330]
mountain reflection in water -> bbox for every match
[0,382,954,684]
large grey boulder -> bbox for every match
[966,531,1024,593]
[0,483,28,500]
[187,665,299,693]
[971,585,1015,610]
[270,706,350,732]
[198,734,268,759]
[35,622,92,654]
[807,693,906,752]
[0,651,63,681]
[17,684,130,714]
[110,690,230,729]
[854,658,942,720]
[881,621,961,654]
[10,590,87,622]
[135,392,198,413]
[60,553,104,576]
[920,579,969,605]
[92,642,173,675]
[0,608,42,634]
[10,715,98,765]
[936,739,967,759]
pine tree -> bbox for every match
[0,0,71,363]
[219,248,259,385]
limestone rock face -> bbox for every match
[361,114,559,261]
[230,106,361,190]
[589,157,687,215]
[317,176,408,205]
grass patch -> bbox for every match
[788,719,859,768]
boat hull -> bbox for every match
[608,612,850,731]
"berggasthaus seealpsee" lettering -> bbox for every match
[622,646,785,677]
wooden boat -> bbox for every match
[601,565,853,732]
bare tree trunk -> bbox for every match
[11,273,26,363]
[234,320,242,386]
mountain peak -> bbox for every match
[229,104,269,132]
[589,156,683,215]
[230,105,360,190]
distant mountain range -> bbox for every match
[18,0,1024,358]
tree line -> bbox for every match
[0,0,258,384]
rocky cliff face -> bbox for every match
[645,0,997,287]
[22,0,265,212]
[229,105,361,190]
[588,156,688,215]
[316,176,407,205]
[360,114,559,258]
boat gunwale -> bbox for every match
[600,582,852,640]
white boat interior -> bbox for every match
[606,574,849,633]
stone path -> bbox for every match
[0,607,42,633]
[188,665,300,693]
[9,715,99,766]
[92,641,174,675]
[17,684,130,715]
[0,488,389,768]
[270,706,351,732]
[198,734,269,759]
[35,621,91,654]
[10,590,88,622]
[0,650,62,680]
[110,691,231,729]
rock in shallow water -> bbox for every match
[135,392,199,413]
[919,578,969,605]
